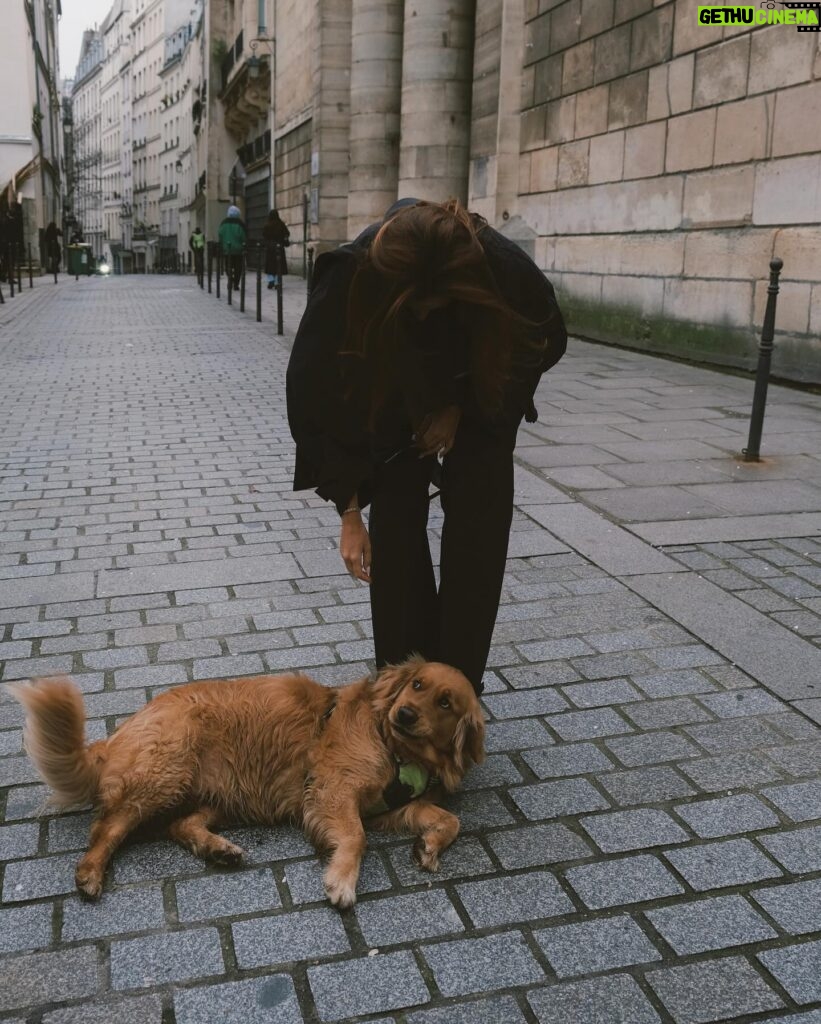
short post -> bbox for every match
[53,252,58,284]
[239,252,246,313]
[227,255,233,305]
[216,246,221,299]
[28,245,33,288]
[743,258,783,463]
[207,243,212,293]
[0,276,5,303]
[306,245,314,296]
[16,246,22,292]
[255,243,262,323]
[9,245,16,297]
[276,245,284,336]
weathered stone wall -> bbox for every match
[511,0,821,382]
[275,0,314,128]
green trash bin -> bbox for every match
[67,244,94,276]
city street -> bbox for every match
[1,273,821,1023]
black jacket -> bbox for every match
[286,200,567,513]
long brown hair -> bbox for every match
[342,199,539,428]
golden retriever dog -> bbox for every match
[8,657,484,908]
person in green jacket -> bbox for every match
[218,205,247,289]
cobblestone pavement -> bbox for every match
[1,274,821,1023]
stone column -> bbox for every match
[311,0,353,253]
[347,0,404,239]
[468,0,524,225]
[398,0,476,203]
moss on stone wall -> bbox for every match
[556,289,821,386]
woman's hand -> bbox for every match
[339,511,372,583]
[416,405,461,457]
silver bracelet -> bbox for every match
[341,506,360,517]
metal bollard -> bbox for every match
[240,254,246,313]
[9,246,16,297]
[306,246,314,296]
[227,257,233,305]
[216,247,221,299]
[16,247,22,292]
[256,243,262,323]
[743,258,783,463]
[276,272,284,337]
[28,245,33,288]
[0,276,4,304]
[207,245,212,293]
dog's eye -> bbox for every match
[412,678,422,690]
[438,697,450,709]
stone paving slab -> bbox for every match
[626,572,821,702]
[629,512,821,546]
[1,276,821,1024]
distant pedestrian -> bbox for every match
[189,225,205,285]
[262,209,289,289]
[45,222,62,274]
[218,205,246,290]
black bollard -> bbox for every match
[227,256,233,306]
[207,244,212,293]
[216,247,221,299]
[306,245,314,296]
[240,253,246,313]
[743,258,783,463]
[255,243,262,323]
[9,246,15,297]
[16,246,22,292]
[276,270,284,337]
[28,245,33,288]
[0,277,4,303]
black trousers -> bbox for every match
[227,254,244,289]
[368,414,518,694]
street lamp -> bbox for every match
[247,37,273,79]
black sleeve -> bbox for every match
[286,251,373,514]
[483,231,568,423]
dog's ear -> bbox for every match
[440,703,486,791]
[454,703,485,771]
[369,654,425,714]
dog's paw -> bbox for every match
[208,839,244,867]
[75,867,103,900]
[413,837,440,873]
[323,868,357,910]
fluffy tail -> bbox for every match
[6,677,100,808]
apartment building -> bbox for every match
[71,29,105,258]
[101,0,131,272]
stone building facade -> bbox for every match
[0,0,64,264]
[512,0,821,381]
[269,0,820,382]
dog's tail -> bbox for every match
[6,677,100,808]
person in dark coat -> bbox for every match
[189,226,205,285]
[44,222,62,274]
[263,209,290,289]
[286,198,567,695]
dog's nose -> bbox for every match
[397,705,418,727]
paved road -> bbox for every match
[1,274,820,1024]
